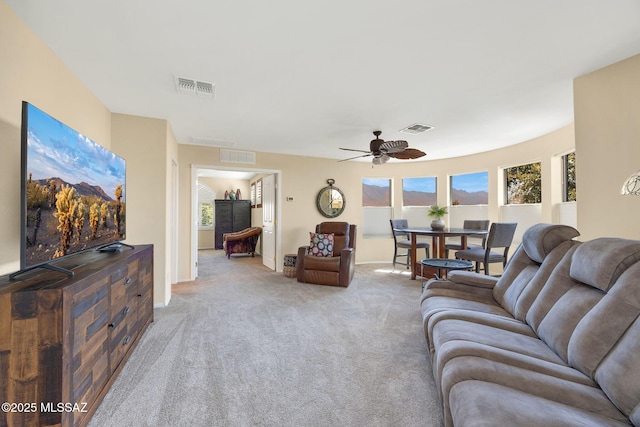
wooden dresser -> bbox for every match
[0,245,153,427]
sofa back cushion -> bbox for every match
[569,237,640,291]
[512,240,580,320]
[492,224,580,320]
[521,223,580,263]
[580,261,640,423]
[529,239,640,381]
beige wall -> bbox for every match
[574,54,640,241]
[177,125,575,280]
[0,4,175,305]
[0,3,111,275]
[198,176,250,201]
[111,114,175,305]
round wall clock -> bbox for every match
[316,179,346,218]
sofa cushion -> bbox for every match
[521,223,580,263]
[569,238,640,291]
[571,262,640,421]
[449,381,631,427]
[493,239,580,320]
[309,232,334,257]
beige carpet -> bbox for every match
[88,250,444,427]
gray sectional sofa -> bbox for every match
[420,223,640,426]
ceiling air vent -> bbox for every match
[400,123,434,134]
[175,76,215,98]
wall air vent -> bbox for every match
[400,123,434,134]
[220,149,256,165]
[175,76,215,98]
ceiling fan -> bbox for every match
[339,131,426,165]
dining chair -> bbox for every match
[444,219,490,258]
[390,219,430,269]
[455,222,517,275]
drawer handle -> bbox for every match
[124,277,132,285]
[123,336,131,346]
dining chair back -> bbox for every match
[455,222,517,275]
[445,219,490,258]
[390,219,429,269]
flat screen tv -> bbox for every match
[15,101,126,277]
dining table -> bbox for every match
[393,227,489,279]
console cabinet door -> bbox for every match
[136,253,154,331]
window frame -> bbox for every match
[199,201,214,229]
[362,177,392,207]
[449,171,489,206]
[402,176,437,207]
[197,182,215,230]
[562,151,576,202]
[503,161,542,205]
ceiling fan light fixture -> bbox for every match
[400,123,434,134]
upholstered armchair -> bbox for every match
[297,222,357,287]
[223,226,262,259]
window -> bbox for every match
[362,178,392,238]
[450,172,488,205]
[198,182,215,229]
[362,178,391,207]
[402,177,436,206]
[504,162,542,204]
[562,152,576,202]
[200,202,213,226]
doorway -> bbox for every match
[190,165,282,280]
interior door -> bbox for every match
[262,174,276,270]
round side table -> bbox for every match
[420,258,473,289]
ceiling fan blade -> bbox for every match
[380,140,408,153]
[389,148,426,160]
[339,147,372,153]
[338,153,373,162]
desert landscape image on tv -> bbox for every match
[24,104,126,267]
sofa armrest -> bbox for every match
[423,271,498,295]
[339,247,354,285]
[446,270,498,288]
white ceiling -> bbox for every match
[6,0,640,161]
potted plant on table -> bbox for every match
[428,205,448,230]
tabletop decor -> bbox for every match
[427,205,448,230]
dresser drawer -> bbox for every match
[108,302,137,372]
[110,260,139,312]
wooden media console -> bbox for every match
[0,245,154,427]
